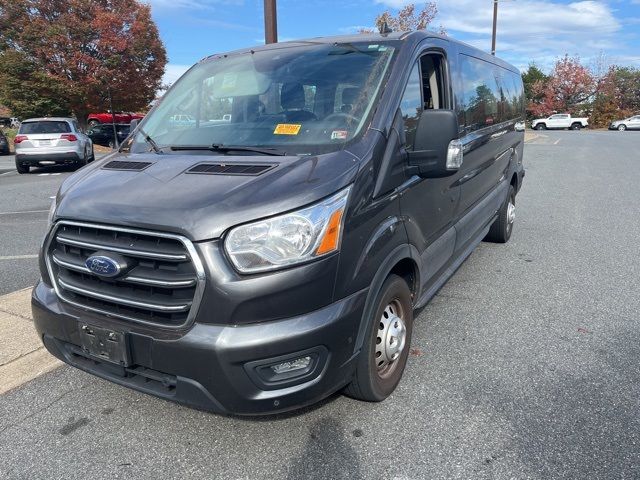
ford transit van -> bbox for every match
[33,31,525,415]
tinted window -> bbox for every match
[20,121,71,134]
[399,63,422,150]
[459,54,523,133]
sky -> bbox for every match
[144,0,640,86]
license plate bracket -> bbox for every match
[78,324,131,366]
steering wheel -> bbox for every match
[323,112,359,124]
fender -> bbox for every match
[349,243,421,359]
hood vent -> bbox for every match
[186,162,276,176]
[103,160,153,171]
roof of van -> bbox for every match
[201,30,520,74]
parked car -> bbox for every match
[87,111,144,127]
[33,31,525,415]
[14,117,94,173]
[88,123,130,148]
[0,130,10,155]
[0,117,11,128]
[609,115,640,131]
[531,113,589,130]
[10,117,20,128]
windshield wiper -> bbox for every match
[138,127,162,154]
[170,144,287,156]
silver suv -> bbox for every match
[14,117,94,174]
[609,115,640,131]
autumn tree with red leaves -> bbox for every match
[361,2,443,34]
[0,0,167,125]
[528,55,595,117]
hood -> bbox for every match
[55,150,360,241]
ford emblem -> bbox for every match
[85,255,121,278]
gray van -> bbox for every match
[33,31,525,415]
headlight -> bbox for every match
[225,187,351,273]
[47,196,58,227]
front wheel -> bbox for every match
[485,185,516,243]
[618,124,627,131]
[571,123,582,130]
[344,274,414,402]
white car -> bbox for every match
[531,113,589,131]
[609,115,640,131]
[14,117,94,174]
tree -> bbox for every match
[0,50,70,119]
[528,55,595,117]
[0,0,167,126]
[522,64,548,119]
[360,3,443,34]
[591,66,640,127]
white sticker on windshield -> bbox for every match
[222,73,237,90]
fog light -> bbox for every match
[271,356,311,375]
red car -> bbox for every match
[87,111,144,127]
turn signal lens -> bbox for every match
[316,209,344,255]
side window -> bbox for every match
[460,54,523,133]
[400,54,447,150]
[399,63,422,150]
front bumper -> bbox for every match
[16,151,81,166]
[32,281,366,415]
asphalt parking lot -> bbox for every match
[1,130,639,479]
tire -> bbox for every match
[571,123,582,130]
[16,162,29,174]
[74,151,88,170]
[88,145,95,162]
[618,124,627,131]
[535,123,546,130]
[344,274,414,402]
[88,119,100,128]
[485,185,516,243]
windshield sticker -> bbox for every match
[274,124,302,135]
[331,130,348,140]
[222,73,238,90]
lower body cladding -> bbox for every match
[31,282,367,415]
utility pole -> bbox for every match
[264,0,278,44]
[491,0,498,55]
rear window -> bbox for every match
[20,121,71,134]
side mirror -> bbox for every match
[129,119,139,131]
[407,109,462,178]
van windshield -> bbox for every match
[131,42,396,155]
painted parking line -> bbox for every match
[0,255,39,261]
[0,209,48,216]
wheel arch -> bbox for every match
[351,244,421,356]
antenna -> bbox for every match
[379,21,392,35]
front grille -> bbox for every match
[46,221,205,329]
